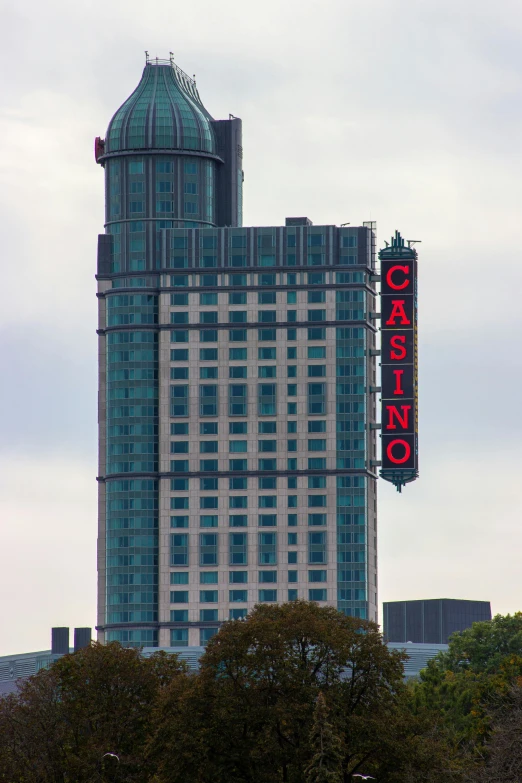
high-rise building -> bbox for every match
[383,599,492,645]
[95,57,379,648]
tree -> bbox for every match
[433,613,522,674]
[150,601,455,783]
[305,692,343,783]
[0,642,185,783]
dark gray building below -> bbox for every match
[383,599,492,644]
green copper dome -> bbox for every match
[105,60,216,154]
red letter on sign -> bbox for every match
[385,405,411,430]
[390,335,406,360]
[386,265,410,291]
[393,369,404,395]
[386,439,411,464]
[385,300,411,326]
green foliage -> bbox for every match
[0,603,469,783]
[433,613,522,674]
[0,642,185,783]
[305,693,343,783]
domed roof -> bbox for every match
[105,60,216,155]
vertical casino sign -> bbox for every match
[379,231,418,491]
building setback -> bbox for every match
[383,599,492,645]
[95,57,379,648]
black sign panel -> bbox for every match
[379,233,418,491]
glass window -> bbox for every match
[200,627,218,645]
[230,608,247,619]
[259,421,276,434]
[259,496,277,508]
[200,459,218,472]
[309,589,327,601]
[308,290,325,303]
[258,273,276,285]
[259,476,277,488]
[229,589,248,602]
[200,348,218,361]
[258,291,276,304]
[258,347,276,360]
[308,309,326,322]
[229,274,247,286]
[308,439,326,451]
[287,347,297,359]
[170,572,188,584]
[200,534,218,566]
[308,476,326,488]
[171,293,189,306]
[201,477,218,490]
[170,367,188,380]
[170,460,189,472]
[229,532,248,565]
[200,274,217,286]
[288,551,298,564]
[200,292,218,305]
[200,330,218,342]
[308,346,326,359]
[200,367,218,379]
[230,496,248,508]
[230,422,248,434]
[308,457,326,470]
[171,330,189,343]
[287,366,297,378]
[229,347,247,360]
[171,441,189,454]
[288,533,298,546]
[258,440,277,452]
[229,311,247,323]
[308,327,325,340]
[229,384,247,416]
[259,366,276,378]
[200,513,218,526]
[200,422,218,435]
[230,458,248,471]
[258,384,276,416]
[288,402,297,415]
[288,514,297,527]
[287,476,297,489]
[230,477,248,490]
[171,478,188,491]
[170,533,188,566]
[170,590,189,603]
[308,365,326,377]
[229,329,247,342]
[258,515,277,527]
[288,570,298,583]
[258,329,277,341]
[200,311,218,324]
[287,328,297,340]
[258,310,276,323]
[200,609,218,621]
[287,384,297,396]
[287,291,297,304]
[171,275,189,288]
[308,495,326,507]
[200,572,218,585]
[308,514,327,526]
[259,589,277,602]
[308,383,326,415]
[200,385,218,416]
[200,590,218,602]
[229,515,248,527]
[287,421,297,433]
[200,441,218,454]
[259,570,277,583]
[229,291,247,305]
[230,571,248,583]
[171,349,189,362]
[287,439,297,452]
[170,516,188,528]
[229,440,247,452]
[171,312,189,325]
[308,272,325,284]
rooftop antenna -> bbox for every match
[145,51,149,64]
[340,222,350,226]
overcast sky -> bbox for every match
[1,0,521,656]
